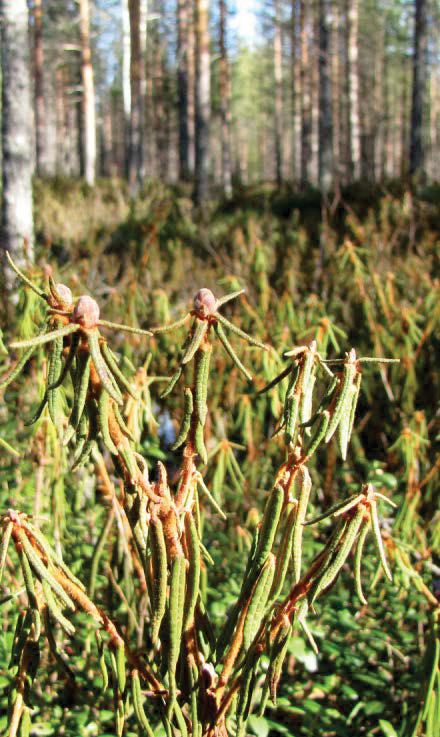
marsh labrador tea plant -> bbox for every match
[1,256,403,737]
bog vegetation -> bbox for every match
[0,181,439,737]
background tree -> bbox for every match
[79,0,97,185]
[300,0,312,186]
[319,0,333,191]
[128,0,142,190]
[273,0,283,185]
[1,0,439,202]
[410,0,428,179]
[219,0,233,197]
[0,0,35,287]
[346,0,361,181]
[194,0,211,203]
[33,0,48,176]
[178,0,190,181]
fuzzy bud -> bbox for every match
[193,288,217,318]
[55,283,73,306]
[72,295,100,329]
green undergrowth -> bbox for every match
[0,178,438,737]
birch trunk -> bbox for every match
[1,0,35,284]
[409,0,428,178]
[79,0,96,186]
[194,0,210,203]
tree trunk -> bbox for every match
[139,0,148,180]
[292,0,301,182]
[382,37,391,180]
[187,4,196,175]
[331,2,341,184]
[154,37,168,180]
[428,74,439,181]
[219,0,233,197]
[310,9,319,186]
[409,0,428,179]
[300,0,311,187]
[122,0,131,173]
[318,0,333,192]
[178,0,190,180]
[128,0,142,192]
[274,0,283,185]
[0,0,35,285]
[373,23,385,182]
[346,0,361,181]
[79,0,96,186]
[55,66,66,175]
[194,0,210,203]
[33,0,48,177]
[400,63,409,177]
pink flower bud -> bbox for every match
[72,295,100,329]
[55,283,73,306]
[193,288,217,318]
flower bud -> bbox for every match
[55,283,73,306]
[193,288,217,318]
[72,295,100,329]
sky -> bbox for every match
[232,0,259,46]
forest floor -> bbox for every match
[0,178,438,737]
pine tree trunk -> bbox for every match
[219,0,233,197]
[128,0,142,192]
[346,0,361,181]
[274,0,283,185]
[194,0,211,203]
[382,40,391,180]
[292,0,302,183]
[310,10,320,185]
[122,0,131,172]
[154,38,168,180]
[139,0,148,180]
[187,4,196,175]
[400,63,409,177]
[178,0,190,180]
[318,0,333,192]
[55,67,66,175]
[0,0,35,285]
[300,0,311,186]
[331,2,341,184]
[409,0,428,178]
[101,99,114,177]
[33,0,48,177]
[79,0,96,186]
[373,23,385,182]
